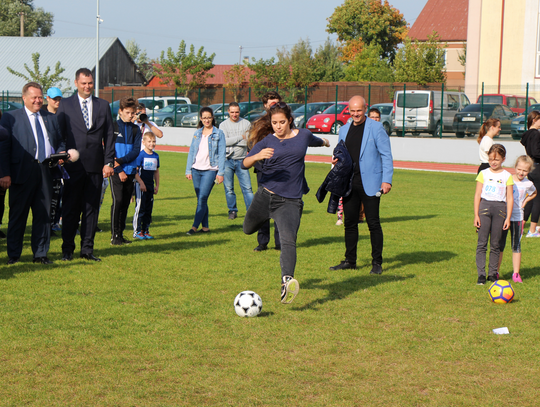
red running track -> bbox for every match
[155,145,485,175]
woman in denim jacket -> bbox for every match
[185,107,226,235]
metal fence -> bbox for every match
[2,82,540,139]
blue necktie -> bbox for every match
[82,99,90,129]
[34,113,46,162]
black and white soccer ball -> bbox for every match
[234,291,263,318]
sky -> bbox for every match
[32,0,428,65]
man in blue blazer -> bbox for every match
[330,95,393,274]
[56,68,115,262]
[0,82,65,264]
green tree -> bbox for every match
[125,39,154,81]
[223,64,249,102]
[7,52,69,90]
[393,32,446,85]
[155,40,215,96]
[0,0,53,37]
[276,38,318,101]
[343,43,393,82]
[312,38,344,82]
[246,57,289,99]
[326,0,408,63]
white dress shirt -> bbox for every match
[78,94,93,129]
[24,106,52,160]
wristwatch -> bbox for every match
[106,163,114,168]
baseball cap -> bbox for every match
[47,87,63,99]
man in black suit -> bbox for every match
[56,68,115,262]
[0,82,64,265]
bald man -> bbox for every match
[330,96,393,274]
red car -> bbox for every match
[306,102,350,134]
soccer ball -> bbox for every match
[488,280,515,304]
[234,291,263,317]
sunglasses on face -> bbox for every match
[269,102,288,109]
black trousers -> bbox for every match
[7,161,52,258]
[61,170,102,255]
[255,172,280,248]
[110,173,135,238]
[343,180,383,266]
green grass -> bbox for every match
[1,152,540,406]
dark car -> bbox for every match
[453,103,516,138]
[293,102,335,128]
[0,101,23,113]
[510,103,540,139]
[181,104,229,127]
[152,104,199,127]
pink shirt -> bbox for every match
[192,134,218,171]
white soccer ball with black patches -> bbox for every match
[234,291,263,317]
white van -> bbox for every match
[393,90,470,136]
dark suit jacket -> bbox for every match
[56,94,115,173]
[0,108,64,184]
[0,124,8,178]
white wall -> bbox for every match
[160,127,525,166]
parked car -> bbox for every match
[393,90,470,137]
[476,94,537,114]
[369,103,394,135]
[306,102,350,134]
[292,103,334,128]
[181,103,229,127]
[510,103,540,139]
[139,96,191,116]
[0,101,22,112]
[453,103,516,137]
[152,104,199,127]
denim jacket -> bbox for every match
[185,126,226,176]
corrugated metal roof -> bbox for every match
[408,0,468,42]
[0,37,118,93]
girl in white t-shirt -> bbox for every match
[477,118,501,174]
[498,155,536,283]
[474,144,513,285]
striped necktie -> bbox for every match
[33,113,46,162]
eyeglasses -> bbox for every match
[269,102,287,110]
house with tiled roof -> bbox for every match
[408,0,468,89]
[147,65,255,88]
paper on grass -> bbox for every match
[493,327,510,335]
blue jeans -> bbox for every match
[191,169,217,229]
[223,158,253,213]
[244,188,303,278]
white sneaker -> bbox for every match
[335,219,343,226]
[280,276,299,304]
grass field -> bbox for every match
[1,151,540,406]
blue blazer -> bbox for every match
[0,108,64,184]
[338,117,394,196]
[56,94,115,174]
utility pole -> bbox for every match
[19,12,25,37]
[239,46,243,65]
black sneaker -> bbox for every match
[228,211,237,220]
[370,264,383,275]
[253,244,268,252]
[281,275,299,304]
[186,229,197,236]
[329,260,357,271]
[111,236,123,245]
[477,275,486,285]
[487,275,498,283]
[121,236,132,244]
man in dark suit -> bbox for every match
[56,68,115,262]
[0,82,65,265]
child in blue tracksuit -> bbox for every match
[110,97,141,245]
[133,132,160,239]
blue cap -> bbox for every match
[47,87,63,99]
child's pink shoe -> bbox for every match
[512,273,523,283]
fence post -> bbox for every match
[335,85,338,134]
[303,86,307,129]
[152,88,155,122]
[131,88,134,98]
[111,89,114,116]
[480,82,484,125]
[248,88,251,121]
[222,87,225,122]
[525,82,530,130]
[368,84,371,107]
[401,84,406,137]
[174,88,178,127]
[197,88,201,120]
[440,83,444,139]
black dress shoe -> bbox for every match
[7,257,19,265]
[0,230,6,238]
[33,256,53,264]
[62,252,73,261]
[329,260,357,271]
[253,244,268,252]
[369,264,383,275]
[80,253,101,262]
[121,236,132,244]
